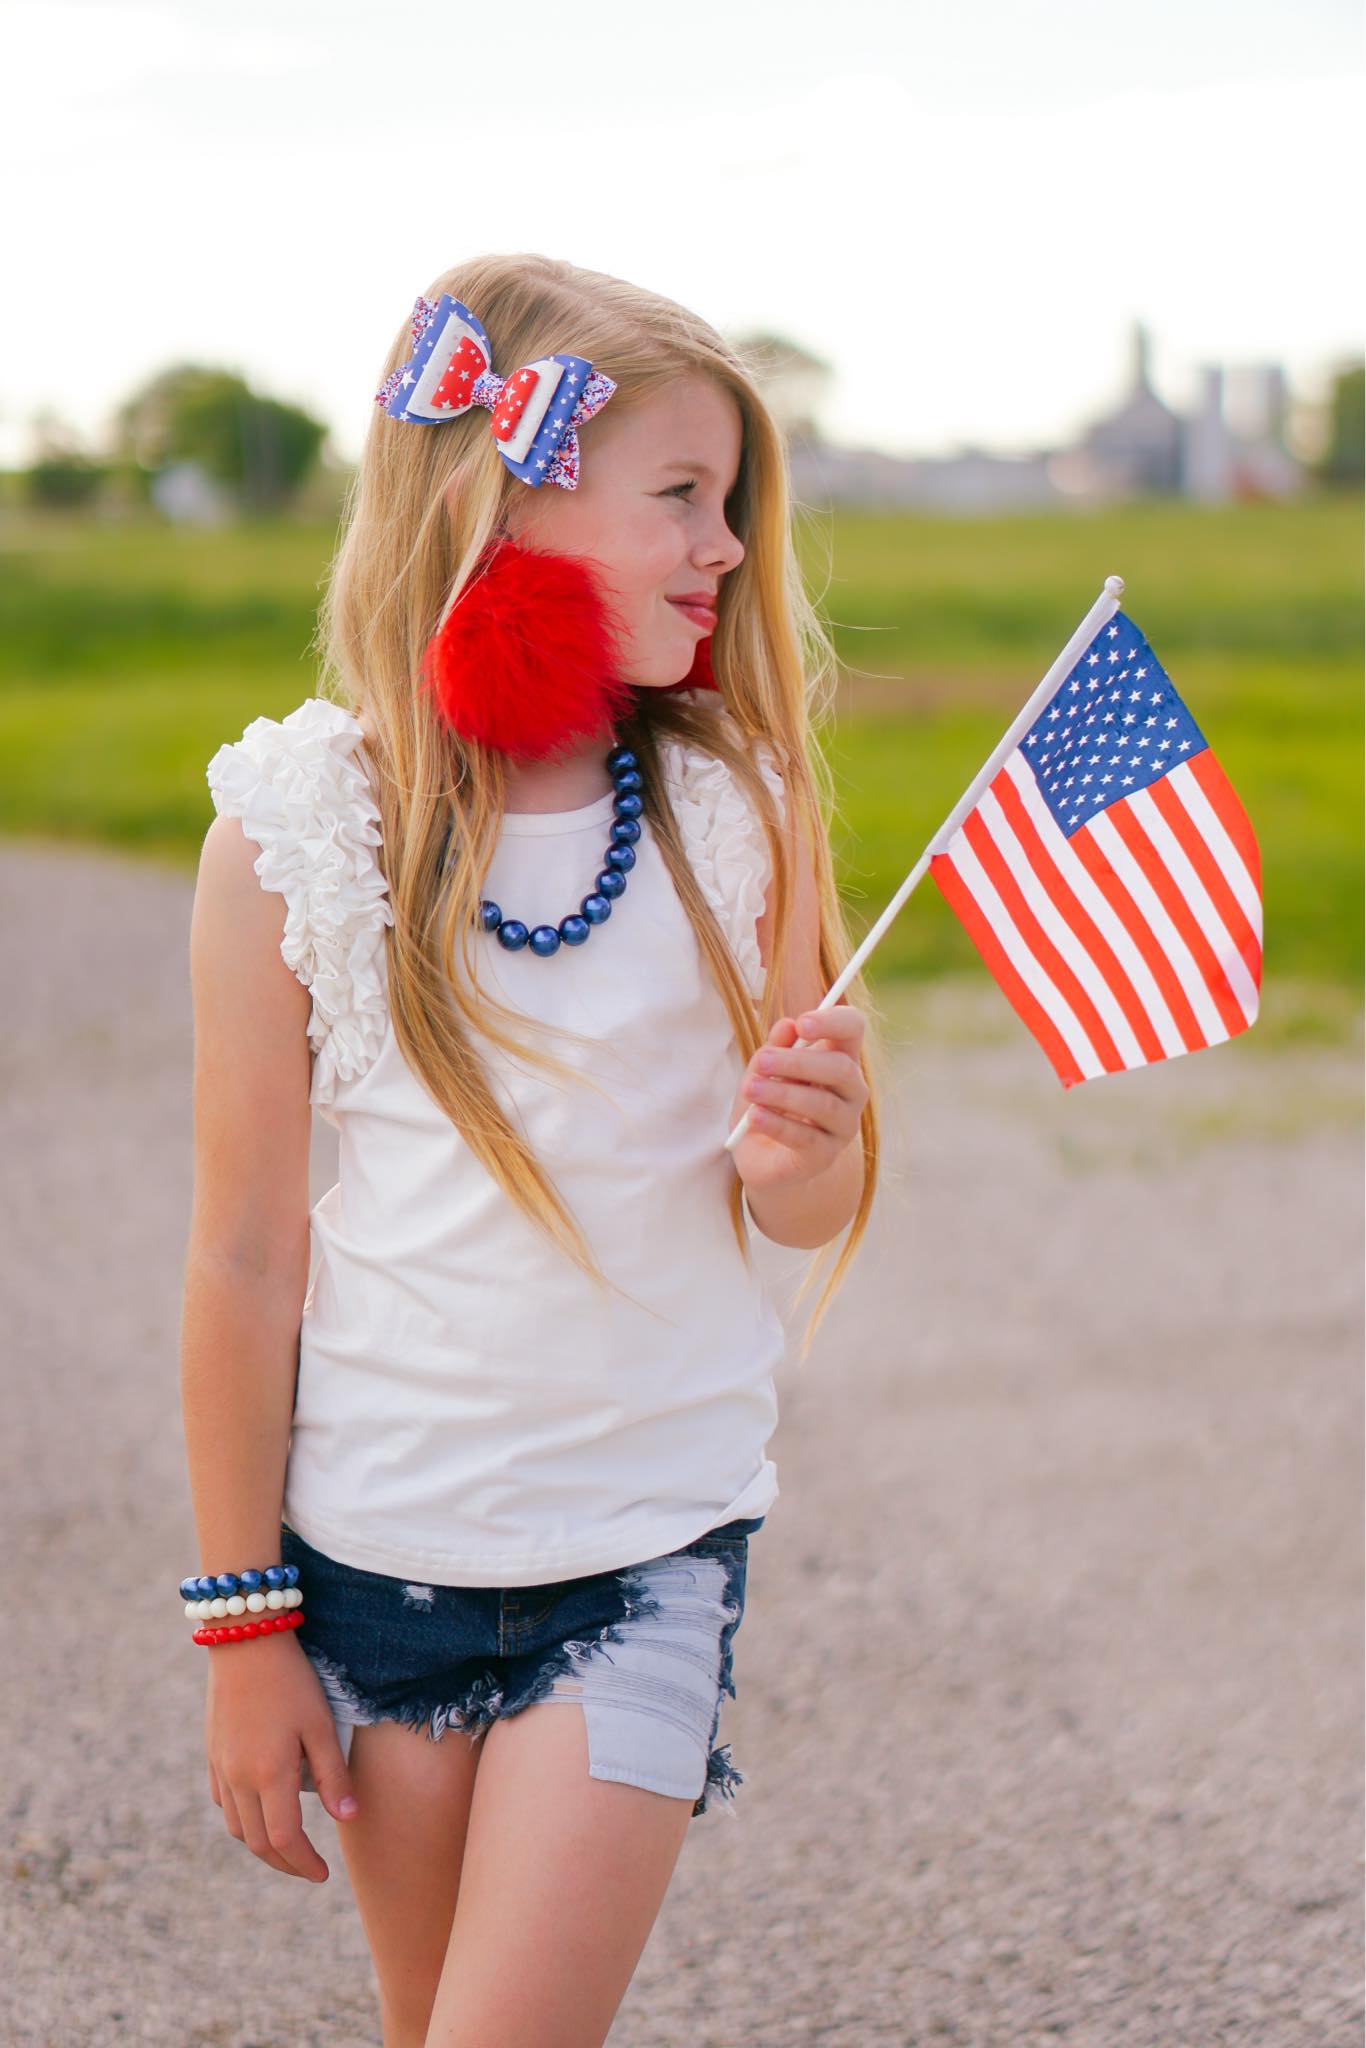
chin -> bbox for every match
[627,650,700,691]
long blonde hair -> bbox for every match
[313,252,886,1359]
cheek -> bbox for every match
[599,510,685,595]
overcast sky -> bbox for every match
[4,0,1361,470]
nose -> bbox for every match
[692,513,745,577]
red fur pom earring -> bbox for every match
[419,536,722,758]
[419,537,642,763]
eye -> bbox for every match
[662,478,698,498]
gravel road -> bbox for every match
[2,836,1361,2047]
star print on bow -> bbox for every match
[374,293,616,490]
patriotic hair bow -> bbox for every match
[374,293,616,490]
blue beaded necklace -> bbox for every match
[477,744,644,958]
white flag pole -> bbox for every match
[724,573,1127,1154]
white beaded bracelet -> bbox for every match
[183,1585,305,1623]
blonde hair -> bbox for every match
[312,252,886,1359]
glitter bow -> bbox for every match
[374,293,616,490]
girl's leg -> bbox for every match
[422,1698,695,2048]
[332,1717,485,2048]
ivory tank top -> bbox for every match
[205,692,789,1586]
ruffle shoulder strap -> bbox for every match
[204,696,394,1104]
[658,695,787,1000]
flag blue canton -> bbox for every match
[1021,611,1209,839]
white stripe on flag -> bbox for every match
[977,785,1149,1067]
[1002,755,1186,1059]
[1167,759,1263,941]
[1129,785,1259,1022]
[1087,809,1230,1046]
[947,830,1108,1081]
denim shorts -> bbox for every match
[278,1516,764,1821]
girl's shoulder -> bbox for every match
[204,695,393,1102]
[656,693,787,1000]
[202,691,786,1091]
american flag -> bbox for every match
[929,609,1263,1089]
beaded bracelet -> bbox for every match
[193,1612,306,1649]
[181,1562,304,1648]
[179,1563,300,1602]
[184,1585,305,1623]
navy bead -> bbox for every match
[183,1562,293,1603]
[477,748,647,957]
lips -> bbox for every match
[668,596,718,628]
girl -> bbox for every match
[182,253,883,2048]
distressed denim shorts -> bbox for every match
[278,1516,764,1821]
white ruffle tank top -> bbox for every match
[205,691,788,1587]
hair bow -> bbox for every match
[374,293,616,490]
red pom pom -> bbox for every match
[419,538,641,762]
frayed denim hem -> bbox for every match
[305,1568,664,1738]
[301,1547,750,1822]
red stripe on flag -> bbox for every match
[1069,826,1207,1053]
[1188,747,1261,897]
[992,767,1167,1066]
[1106,802,1247,1038]
[1148,773,1262,993]
[929,850,1086,1088]
[961,808,1124,1074]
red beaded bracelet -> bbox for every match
[192,1611,306,1648]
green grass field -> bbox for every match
[1,494,1359,1046]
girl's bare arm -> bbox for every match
[182,812,314,1571]
[181,814,358,1883]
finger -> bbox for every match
[207,1759,223,1811]
[745,1103,825,1147]
[753,1056,860,1105]
[261,1780,330,1884]
[750,1045,861,1092]
[795,1006,864,1049]
[219,1778,245,1842]
[745,1081,853,1138]
[235,1784,312,1881]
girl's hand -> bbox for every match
[729,1006,868,1191]
[205,1633,360,1882]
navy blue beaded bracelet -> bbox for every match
[179,1564,300,1601]
[476,744,644,958]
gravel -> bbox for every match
[2,837,1361,2047]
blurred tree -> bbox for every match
[1308,359,1364,487]
[113,364,329,513]
[22,408,107,509]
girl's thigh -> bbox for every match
[424,1698,694,2048]
[333,1717,484,2044]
